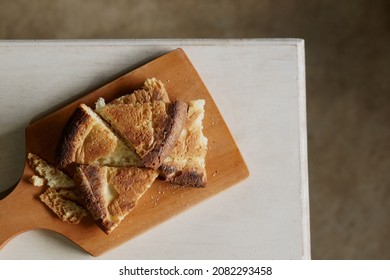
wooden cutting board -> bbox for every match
[0,48,249,256]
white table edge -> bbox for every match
[297,40,311,259]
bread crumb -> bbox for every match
[30,175,45,187]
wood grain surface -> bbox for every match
[0,48,249,256]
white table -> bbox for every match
[0,39,310,259]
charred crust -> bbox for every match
[171,170,206,188]
[74,165,112,234]
[55,106,91,168]
[142,101,188,169]
[159,164,206,188]
[158,164,178,180]
[149,86,170,103]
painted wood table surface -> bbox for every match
[0,39,310,259]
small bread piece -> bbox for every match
[27,153,88,223]
[159,100,208,187]
[28,153,75,188]
[39,188,88,224]
[96,100,187,169]
[56,104,141,168]
[75,165,158,234]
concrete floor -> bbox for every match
[1,0,389,259]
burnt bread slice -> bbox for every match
[56,104,141,168]
[74,165,158,234]
[96,99,188,170]
[159,100,208,187]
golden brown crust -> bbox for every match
[56,104,140,168]
[56,105,92,168]
[75,165,158,234]
[143,77,170,103]
[96,102,155,156]
[110,78,170,105]
[97,100,188,170]
[106,167,157,216]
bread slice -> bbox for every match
[159,100,208,187]
[27,153,88,224]
[28,153,75,188]
[56,103,141,168]
[96,99,188,169]
[95,78,187,169]
[74,165,158,234]
[39,187,88,224]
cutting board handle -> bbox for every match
[0,167,47,249]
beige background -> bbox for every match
[0,0,389,259]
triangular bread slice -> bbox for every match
[159,100,208,187]
[56,103,141,168]
[74,165,158,234]
[96,99,187,169]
